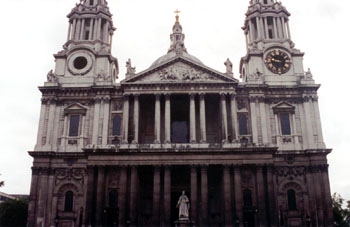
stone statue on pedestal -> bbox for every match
[176,190,190,219]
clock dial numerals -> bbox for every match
[265,49,292,74]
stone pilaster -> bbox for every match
[234,166,243,227]
[164,165,172,226]
[118,166,128,227]
[102,97,111,144]
[122,95,130,143]
[129,166,138,227]
[92,97,101,145]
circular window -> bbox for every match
[68,52,94,76]
[73,57,88,70]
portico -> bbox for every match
[120,91,238,147]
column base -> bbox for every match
[174,219,196,227]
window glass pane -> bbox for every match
[280,113,291,135]
[287,189,297,211]
[239,114,248,135]
[64,191,74,212]
[69,115,80,136]
[112,116,121,135]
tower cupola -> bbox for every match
[47,0,119,87]
[65,0,115,52]
[243,0,293,51]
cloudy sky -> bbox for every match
[0,0,349,201]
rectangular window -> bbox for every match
[280,113,291,135]
[112,115,121,136]
[69,115,80,137]
[238,114,249,135]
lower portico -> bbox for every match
[82,148,276,227]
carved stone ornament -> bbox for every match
[55,168,86,185]
[141,62,219,82]
[275,166,306,177]
[241,170,253,186]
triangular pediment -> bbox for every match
[121,57,238,84]
[64,103,88,115]
[272,101,295,114]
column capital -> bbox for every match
[153,165,162,170]
[220,92,227,98]
[229,92,237,99]
[190,165,199,171]
[189,93,196,99]
[223,164,233,170]
[200,164,209,170]
[163,164,172,170]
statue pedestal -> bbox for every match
[174,218,195,227]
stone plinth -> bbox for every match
[174,218,195,227]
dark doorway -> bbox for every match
[243,212,255,227]
[104,189,119,227]
[171,121,188,143]
[171,95,189,143]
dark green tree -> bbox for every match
[0,198,28,227]
[332,193,350,227]
[0,174,4,187]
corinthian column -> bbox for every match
[154,94,161,143]
[221,94,228,142]
[153,166,161,225]
[189,94,196,143]
[133,94,139,144]
[200,165,208,226]
[164,94,171,143]
[122,95,129,143]
[230,93,238,141]
[223,165,232,225]
[199,93,207,143]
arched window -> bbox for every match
[64,191,74,212]
[243,189,253,207]
[287,189,297,211]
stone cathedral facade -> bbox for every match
[27,0,333,227]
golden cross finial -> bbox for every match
[174,9,181,22]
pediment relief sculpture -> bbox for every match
[137,62,224,83]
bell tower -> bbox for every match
[46,0,118,87]
[240,0,309,85]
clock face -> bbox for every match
[264,49,291,74]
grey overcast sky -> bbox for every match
[0,0,349,200]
